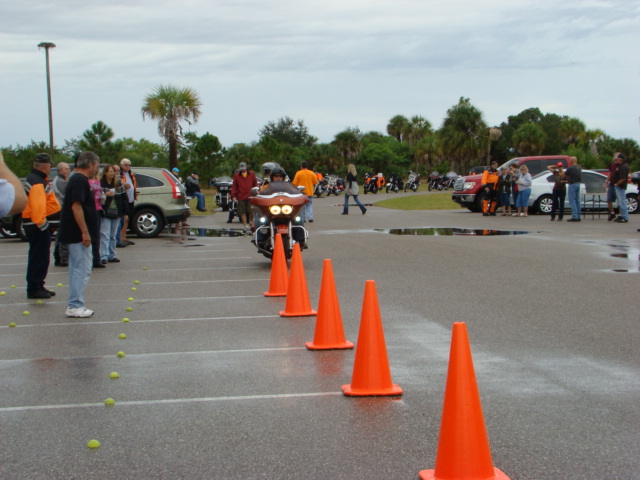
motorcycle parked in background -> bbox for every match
[325,175,345,196]
[250,181,309,259]
[427,172,441,191]
[404,171,421,192]
[211,176,233,211]
[437,171,459,190]
[363,172,385,194]
[385,173,404,193]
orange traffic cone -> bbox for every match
[306,259,353,350]
[341,280,402,396]
[279,243,317,317]
[419,322,511,480]
[264,234,288,297]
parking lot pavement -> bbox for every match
[1,195,639,479]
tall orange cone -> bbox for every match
[306,259,353,350]
[264,234,288,297]
[341,280,402,396]
[419,322,511,480]
[279,243,317,317]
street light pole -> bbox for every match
[38,42,56,158]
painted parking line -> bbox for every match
[0,391,344,413]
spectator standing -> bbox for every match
[0,152,27,216]
[495,166,512,216]
[514,164,532,217]
[292,161,319,222]
[611,153,630,223]
[99,165,125,264]
[186,171,207,212]
[565,156,582,222]
[119,158,137,246]
[509,163,519,207]
[231,162,257,232]
[547,162,567,221]
[481,161,500,216]
[605,152,625,222]
[88,170,105,268]
[58,152,100,318]
[22,153,61,299]
[341,164,367,215]
[52,161,71,267]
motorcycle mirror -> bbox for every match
[298,186,306,192]
[250,187,259,195]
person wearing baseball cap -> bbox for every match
[22,153,61,299]
[611,153,629,223]
[547,162,567,221]
[231,162,257,232]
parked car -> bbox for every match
[129,167,191,238]
[528,170,638,215]
[453,156,571,212]
[1,166,190,241]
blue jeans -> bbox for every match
[67,242,92,308]
[193,191,205,210]
[615,187,629,220]
[342,194,366,214]
[568,183,581,219]
[100,216,120,261]
[515,188,531,209]
[302,196,313,221]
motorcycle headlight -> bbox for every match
[269,205,282,215]
[281,205,293,215]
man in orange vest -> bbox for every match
[22,153,61,299]
[481,161,500,216]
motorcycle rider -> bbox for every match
[481,161,500,216]
[254,167,307,250]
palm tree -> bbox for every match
[438,97,488,172]
[405,116,432,146]
[512,123,546,155]
[559,117,586,147]
[332,127,363,164]
[386,115,409,142]
[141,85,202,169]
[77,121,124,163]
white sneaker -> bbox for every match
[65,306,94,318]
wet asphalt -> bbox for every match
[1,191,639,480]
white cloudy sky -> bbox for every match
[1,0,638,150]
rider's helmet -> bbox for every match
[270,166,286,182]
[261,162,277,175]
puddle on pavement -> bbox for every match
[584,241,640,273]
[374,228,536,236]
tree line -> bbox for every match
[2,86,638,182]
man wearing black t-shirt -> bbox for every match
[58,152,100,318]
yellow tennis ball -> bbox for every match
[118,333,127,339]
[116,351,126,358]
[87,439,101,449]
[57,283,63,287]
[0,291,6,296]
[104,398,115,406]
[134,280,140,284]
[131,287,137,291]
[127,297,134,301]
[10,285,16,289]
[109,372,119,379]
[122,317,130,323]
[22,311,30,316]
[126,307,132,312]
[36,300,43,305]
[8,322,16,327]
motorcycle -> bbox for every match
[437,171,459,190]
[325,175,345,196]
[385,173,404,193]
[250,181,309,259]
[404,171,421,192]
[211,176,233,211]
[363,172,385,194]
[427,172,441,191]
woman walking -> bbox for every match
[342,164,367,215]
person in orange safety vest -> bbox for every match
[481,161,500,216]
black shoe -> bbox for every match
[362,208,367,215]
[116,242,128,248]
[489,212,497,216]
[93,263,106,269]
[226,220,233,223]
[100,259,107,265]
[54,262,68,267]
[341,212,348,215]
[566,218,581,222]
[309,219,313,222]
[43,288,56,297]
[300,242,308,249]
[125,241,136,246]
[608,213,616,221]
[27,290,51,299]
[483,213,489,216]
[614,217,628,223]
[108,258,121,263]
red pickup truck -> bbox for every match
[452,155,571,212]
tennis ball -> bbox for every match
[57,283,63,287]
[143,267,148,270]
[0,291,6,296]
[8,322,16,327]
[104,398,115,406]
[118,333,127,339]
[122,317,130,323]
[109,372,119,379]
[10,285,16,288]
[36,300,43,305]
[22,311,30,316]
[131,287,137,291]
[127,297,134,301]
[87,439,101,449]
[126,307,132,312]
[116,351,126,358]
[134,280,140,284]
